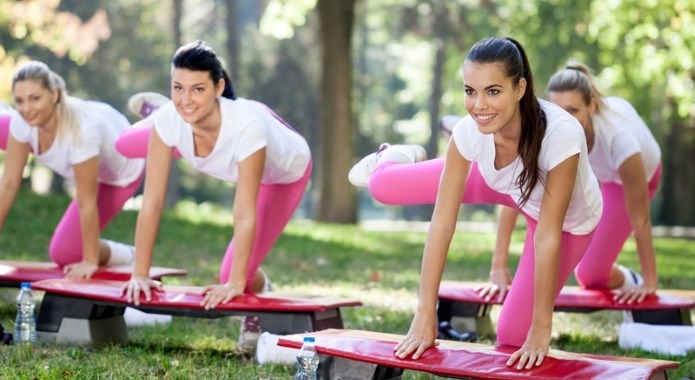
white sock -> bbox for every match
[105,240,135,266]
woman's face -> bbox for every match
[13,79,59,127]
[548,90,596,136]
[463,61,526,136]
[171,68,223,125]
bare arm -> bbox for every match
[201,148,265,309]
[616,153,656,303]
[0,136,31,230]
[122,129,172,304]
[63,156,101,279]
[507,154,579,370]
[478,206,519,301]
[394,140,469,359]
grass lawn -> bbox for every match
[0,191,694,379]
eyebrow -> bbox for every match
[172,81,208,87]
[464,84,502,90]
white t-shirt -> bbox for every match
[152,97,311,184]
[589,97,661,184]
[10,98,145,186]
[452,99,602,235]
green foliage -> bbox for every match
[0,191,694,379]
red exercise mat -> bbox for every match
[439,281,695,310]
[0,260,186,282]
[278,329,679,380]
[32,278,362,312]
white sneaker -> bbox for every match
[127,92,170,119]
[348,143,426,187]
[617,265,643,323]
[618,265,644,290]
[105,240,135,266]
[440,115,463,137]
[379,144,427,164]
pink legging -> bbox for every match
[115,123,182,158]
[574,164,662,288]
[48,176,143,265]
[369,158,593,347]
[220,161,312,290]
[0,114,144,265]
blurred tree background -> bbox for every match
[0,0,693,225]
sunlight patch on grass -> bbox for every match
[279,283,419,312]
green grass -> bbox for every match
[0,191,694,379]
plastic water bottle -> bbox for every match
[294,336,319,380]
[14,282,36,344]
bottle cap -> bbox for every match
[20,282,31,289]
[303,336,315,343]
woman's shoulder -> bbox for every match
[540,99,584,139]
[602,96,642,120]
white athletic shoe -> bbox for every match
[618,264,644,290]
[440,115,463,137]
[348,143,426,187]
[618,264,644,323]
[127,92,170,119]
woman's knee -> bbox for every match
[48,241,80,266]
[574,265,606,289]
[495,321,526,347]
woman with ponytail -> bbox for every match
[494,61,661,307]
[0,61,145,279]
[119,41,312,352]
[349,37,602,369]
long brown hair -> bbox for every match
[465,37,547,206]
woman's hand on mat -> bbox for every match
[122,276,163,305]
[393,312,439,360]
[201,283,243,310]
[476,269,511,302]
[63,261,99,279]
[614,284,656,304]
[507,325,550,370]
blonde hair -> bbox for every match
[12,61,81,145]
[546,60,606,112]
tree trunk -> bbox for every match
[315,0,357,223]
[224,0,239,81]
[166,0,183,206]
[658,104,695,226]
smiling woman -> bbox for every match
[348,37,603,371]
[0,61,145,280]
[116,40,313,353]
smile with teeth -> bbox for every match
[476,113,496,122]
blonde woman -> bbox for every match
[0,61,145,279]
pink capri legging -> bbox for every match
[574,165,662,288]
[368,158,593,347]
[0,115,144,266]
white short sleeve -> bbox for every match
[235,120,267,161]
[610,131,641,169]
[68,125,101,165]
